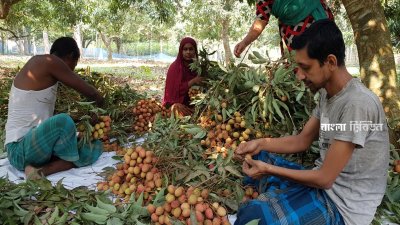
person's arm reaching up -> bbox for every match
[234,19,267,57]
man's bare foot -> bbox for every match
[25,165,44,180]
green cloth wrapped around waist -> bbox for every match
[6,113,103,170]
[271,0,327,26]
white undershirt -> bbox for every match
[5,82,58,145]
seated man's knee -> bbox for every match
[54,113,75,127]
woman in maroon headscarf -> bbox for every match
[163,37,203,116]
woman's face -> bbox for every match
[182,43,196,61]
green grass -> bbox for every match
[91,66,165,80]
[77,66,137,77]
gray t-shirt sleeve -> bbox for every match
[312,104,320,120]
[312,91,323,120]
[312,99,321,120]
[334,103,372,148]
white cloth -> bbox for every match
[0,138,146,188]
[5,82,58,145]
[0,152,120,189]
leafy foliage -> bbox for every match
[373,146,400,224]
[55,68,145,141]
[0,178,150,224]
[384,0,400,48]
[0,67,17,153]
[191,49,316,137]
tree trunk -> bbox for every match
[16,39,23,55]
[43,29,50,54]
[99,31,112,61]
[148,32,151,55]
[113,37,121,54]
[23,36,29,55]
[32,36,37,55]
[73,23,83,55]
[221,18,233,65]
[342,0,400,146]
[0,0,22,19]
[84,39,93,48]
[1,32,4,54]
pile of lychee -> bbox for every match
[199,110,264,158]
[147,185,230,225]
[242,186,259,202]
[77,115,112,141]
[96,146,162,203]
[132,99,171,133]
[188,87,201,100]
[103,142,126,155]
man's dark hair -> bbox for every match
[292,19,345,66]
[50,37,80,60]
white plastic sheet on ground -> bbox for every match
[0,152,120,189]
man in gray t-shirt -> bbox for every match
[313,79,389,224]
[234,19,389,225]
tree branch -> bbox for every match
[0,26,26,39]
[0,0,23,19]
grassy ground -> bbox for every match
[0,55,169,79]
[1,55,398,76]
[0,56,170,99]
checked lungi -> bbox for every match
[235,151,344,225]
[6,113,103,171]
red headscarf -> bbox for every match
[163,37,198,107]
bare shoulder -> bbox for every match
[21,54,59,70]
[29,54,63,65]
[15,55,59,90]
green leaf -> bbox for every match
[48,206,59,224]
[224,166,243,178]
[244,81,255,89]
[23,212,35,225]
[184,170,210,183]
[222,108,227,122]
[55,212,68,225]
[112,156,123,161]
[276,100,290,113]
[272,99,284,120]
[296,91,304,102]
[106,217,123,225]
[251,96,259,103]
[152,188,166,206]
[251,103,257,122]
[193,130,206,139]
[209,193,238,211]
[190,209,198,225]
[34,215,43,225]
[235,183,245,203]
[96,196,116,213]
[81,212,108,224]
[252,51,265,60]
[85,204,109,215]
[13,202,29,217]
